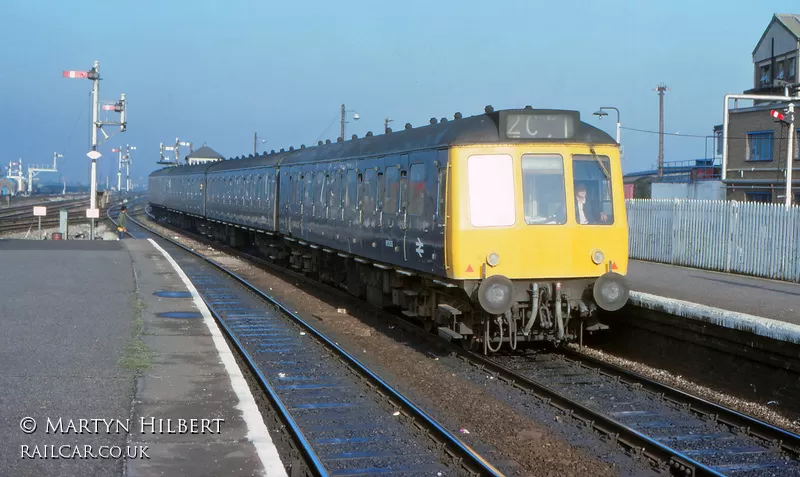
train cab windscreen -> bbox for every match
[572,154,614,225]
[521,154,567,225]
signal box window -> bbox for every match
[467,154,515,227]
[521,154,566,225]
[408,164,425,216]
[572,154,614,225]
[745,191,771,203]
[747,132,773,161]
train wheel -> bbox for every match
[459,335,478,352]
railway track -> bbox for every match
[111,204,505,477]
[125,203,800,477]
[479,349,800,476]
[0,198,102,235]
[0,197,88,219]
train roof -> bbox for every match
[149,162,215,177]
[150,106,616,176]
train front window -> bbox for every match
[467,154,515,227]
[521,154,566,225]
[572,154,614,225]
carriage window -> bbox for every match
[572,154,614,225]
[377,172,384,210]
[317,173,326,203]
[294,174,303,203]
[409,164,425,216]
[316,173,326,216]
[385,167,400,215]
[363,169,377,214]
[304,173,314,205]
[521,154,566,225]
[327,172,341,215]
[436,167,446,221]
[468,154,515,227]
[345,170,358,212]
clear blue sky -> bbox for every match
[1,0,797,186]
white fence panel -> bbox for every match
[626,199,800,283]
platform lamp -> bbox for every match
[593,107,621,145]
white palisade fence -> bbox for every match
[627,199,800,283]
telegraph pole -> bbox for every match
[655,83,668,179]
[340,104,346,141]
[254,132,257,155]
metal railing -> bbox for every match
[627,199,800,283]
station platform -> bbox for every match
[626,259,800,343]
[0,239,286,477]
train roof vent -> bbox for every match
[280,148,285,153]
[366,131,373,137]
[270,149,276,154]
[524,105,533,110]
[404,122,412,130]
[485,105,494,113]
[385,127,392,133]
[289,146,294,151]
[326,139,332,144]
[351,134,357,140]
[318,141,323,145]
[337,137,343,142]
[454,112,462,120]
[300,144,305,149]
[441,117,448,123]
[430,117,437,124]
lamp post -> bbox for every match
[254,133,266,155]
[593,107,621,144]
[340,104,360,140]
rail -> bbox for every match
[110,205,506,477]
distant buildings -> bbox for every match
[723,14,800,204]
[185,146,224,166]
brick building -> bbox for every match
[724,14,800,204]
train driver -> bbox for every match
[574,182,608,224]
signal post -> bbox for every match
[63,61,127,239]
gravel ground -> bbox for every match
[137,215,664,477]
[571,343,800,434]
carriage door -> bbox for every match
[286,171,304,236]
[404,153,438,271]
[385,154,409,264]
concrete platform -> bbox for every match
[627,260,800,344]
[0,239,287,477]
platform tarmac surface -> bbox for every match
[0,239,285,477]
[628,259,800,325]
